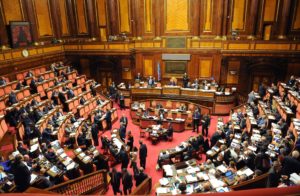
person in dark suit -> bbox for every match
[11,154,31,192]
[45,145,57,163]
[15,81,24,90]
[258,83,266,98]
[135,167,148,186]
[109,168,122,195]
[267,161,282,187]
[281,150,300,176]
[8,91,18,105]
[67,88,75,99]
[80,97,86,105]
[91,123,99,146]
[119,93,125,110]
[122,168,133,195]
[119,124,126,142]
[192,108,201,133]
[51,90,59,105]
[26,71,34,78]
[139,140,147,169]
[30,78,38,94]
[120,146,129,169]
[201,114,210,137]
[135,73,142,82]
[165,122,173,140]
[287,75,295,87]
[105,110,112,130]
[120,113,128,129]
[182,73,189,88]
[17,141,29,155]
[127,131,134,151]
[0,77,6,86]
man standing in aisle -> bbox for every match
[139,140,147,169]
[192,108,201,133]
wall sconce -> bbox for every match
[229,70,237,75]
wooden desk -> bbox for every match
[131,87,162,95]
[162,86,181,96]
[140,117,185,132]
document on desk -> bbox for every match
[243,168,254,177]
[159,177,169,186]
[209,179,226,189]
[185,175,198,183]
[187,166,200,174]
[197,172,209,181]
[165,168,174,177]
[217,165,227,173]
[156,187,169,194]
[30,173,38,184]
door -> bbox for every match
[98,71,113,92]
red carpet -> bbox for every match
[97,103,228,195]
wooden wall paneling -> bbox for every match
[57,0,70,37]
[142,56,154,77]
[191,0,200,37]
[95,0,108,41]
[200,0,213,35]
[121,58,132,80]
[143,0,154,36]
[275,0,292,39]
[153,0,162,38]
[189,54,198,79]
[164,0,190,34]
[130,0,140,38]
[66,0,77,36]
[214,0,224,39]
[292,0,300,30]
[222,0,230,38]
[32,0,54,38]
[0,0,23,25]
[23,0,39,42]
[198,57,213,78]
[49,0,61,38]
[230,0,247,32]
[246,0,259,39]
[74,0,89,35]
[0,1,8,46]
[107,0,119,35]
[79,58,91,77]
[255,0,265,39]
[118,0,131,34]
[226,60,240,84]
[263,0,278,22]
[86,0,98,38]
[212,53,221,83]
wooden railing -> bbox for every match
[130,177,152,195]
[46,170,108,195]
[230,173,269,191]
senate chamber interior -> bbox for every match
[0,0,300,195]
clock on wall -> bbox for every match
[22,49,29,57]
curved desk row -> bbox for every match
[118,86,237,115]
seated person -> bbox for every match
[135,72,142,82]
[80,97,86,105]
[66,88,75,99]
[8,91,18,105]
[17,141,29,155]
[178,103,187,111]
[44,145,57,163]
[192,79,200,89]
[15,81,24,90]
[148,76,155,87]
[0,77,7,86]
[168,77,176,86]
[157,151,170,169]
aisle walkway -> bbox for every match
[99,103,224,195]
